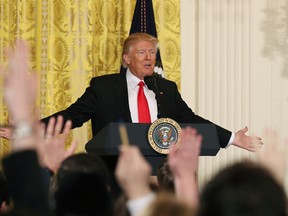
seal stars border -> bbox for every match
[148,118,181,154]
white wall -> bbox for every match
[180,0,288,189]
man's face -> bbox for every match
[123,41,157,80]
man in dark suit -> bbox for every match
[43,32,262,151]
[0,33,262,151]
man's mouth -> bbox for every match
[144,63,151,68]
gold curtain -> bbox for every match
[0,0,180,156]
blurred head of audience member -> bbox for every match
[141,192,196,216]
[157,158,175,193]
[0,170,10,214]
[53,152,110,190]
[55,172,113,216]
[53,153,113,216]
[198,161,288,216]
[113,194,131,216]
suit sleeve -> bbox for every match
[177,92,231,147]
[41,78,99,129]
[160,80,232,148]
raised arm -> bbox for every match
[168,126,202,208]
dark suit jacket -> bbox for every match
[42,72,231,148]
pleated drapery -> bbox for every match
[0,0,180,155]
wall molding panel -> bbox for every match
[181,0,288,189]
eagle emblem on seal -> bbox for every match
[148,118,181,154]
[158,126,175,146]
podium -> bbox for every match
[85,123,220,174]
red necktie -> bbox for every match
[137,81,151,123]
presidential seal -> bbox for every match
[148,118,181,154]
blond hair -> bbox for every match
[121,32,159,68]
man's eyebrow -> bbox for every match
[136,48,156,51]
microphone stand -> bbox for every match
[144,73,161,119]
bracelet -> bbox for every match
[12,122,34,140]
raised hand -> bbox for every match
[115,145,152,200]
[2,39,37,122]
[168,126,202,208]
[37,115,77,173]
[0,39,37,141]
[255,129,288,185]
[0,39,39,151]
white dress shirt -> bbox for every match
[126,192,156,216]
[125,69,235,147]
[126,69,158,123]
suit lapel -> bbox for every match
[154,78,169,119]
[114,72,132,122]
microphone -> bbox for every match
[144,73,161,118]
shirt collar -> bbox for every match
[126,69,146,89]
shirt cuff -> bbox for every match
[224,132,235,149]
[126,192,156,216]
